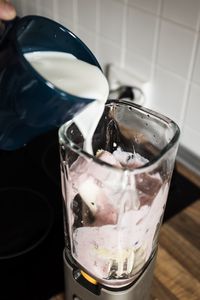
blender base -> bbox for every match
[63,251,157,300]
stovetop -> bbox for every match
[0,129,65,300]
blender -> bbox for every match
[59,99,180,300]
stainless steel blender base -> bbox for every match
[63,251,157,300]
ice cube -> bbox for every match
[113,147,149,168]
[136,172,162,206]
[78,177,118,226]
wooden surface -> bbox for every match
[150,199,200,300]
[176,161,200,188]
[50,164,200,300]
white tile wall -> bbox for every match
[181,126,200,156]
[162,0,200,30]
[126,6,157,61]
[128,0,161,15]
[54,0,74,31]
[77,27,97,55]
[157,20,196,78]
[11,0,200,159]
[96,37,122,70]
[184,83,200,132]
[99,0,124,45]
[124,50,152,81]
[19,0,39,15]
[38,0,54,19]
[192,36,200,85]
[77,0,97,33]
[150,66,187,125]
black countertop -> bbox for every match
[0,129,65,300]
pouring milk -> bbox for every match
[24,51,109,154]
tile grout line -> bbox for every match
[120,0,128,68]
[95,0,100,56]
[52,0,58,21]
[150,0,163,82]
[144,0,163,108]
[36,0,41,15]
[72,0,78,34]
[128,1,200,33]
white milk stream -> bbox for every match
[24,51,109,154]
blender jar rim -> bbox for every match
[59,99,180,175]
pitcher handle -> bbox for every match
[0,16,19,48]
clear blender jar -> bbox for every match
[59,99,180,290]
